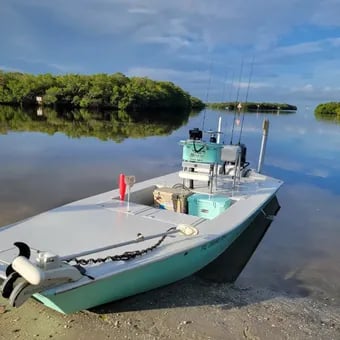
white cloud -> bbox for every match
[6,0,337,50]
[127,7,157,15]
[142,36,191,49]
[3,1,340,57]
[126,67,210,83]
[307,169,329,178]
[14,57,82,73]
[0,65,23,72]
[291,86,340,102]
[293,84,314,93]
[311,0,340,26]
[327,37,340,47]
[0,1,39,54]
[235,81,270,89]
[274,41,324,56]
[266,157,305,173]
[2,0,340,103]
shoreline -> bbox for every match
[1,276,339,339]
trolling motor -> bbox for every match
[1,243,83,308]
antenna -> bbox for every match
[230,59,244,144]
[238,57,255,144]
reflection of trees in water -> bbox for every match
[221,110,296,116]
[315,114,340,125]
[208,102,297,112]
[0,106,192,142]
[314,103,340,124]
[189,110,202,118]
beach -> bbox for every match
[1,275,339,340]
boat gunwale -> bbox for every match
[44,187,282,295]
[0,171,283,296]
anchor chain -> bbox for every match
[65,227,176,266]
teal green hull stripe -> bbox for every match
[34,226,243,314]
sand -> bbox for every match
[1,276,339,340]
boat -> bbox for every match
[0,118,282,314]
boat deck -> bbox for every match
[0,170,282,288]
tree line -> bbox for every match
[0,71,205,112]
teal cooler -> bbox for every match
[180,140,222,163]
[187,194,231,219]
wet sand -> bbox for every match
[1,276,339,340]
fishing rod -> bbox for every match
[201,59,213,133]
[218,68,230,144]
[238,57,255,145]
[223,70,235,144]
[230,59,244,144]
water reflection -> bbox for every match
[315,113,340,125]
[0,105,339,306]
[0,105,191,142]
[211,108,296,117]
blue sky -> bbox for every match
[1,0,340,105]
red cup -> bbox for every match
[119,173,126,201]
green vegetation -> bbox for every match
[207,102,297,112]
[314,102,340,124]
[0,71,204,112]
[314,102,340,122]
[0,105,191,142]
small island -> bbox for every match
[207,102,297,112]
[0,71,205,112]
[314,102,340,121]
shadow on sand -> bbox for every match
[90,195,310,315]
[90,269,311,315]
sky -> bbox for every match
[1,0,340,105]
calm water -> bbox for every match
[0,105,339,304]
